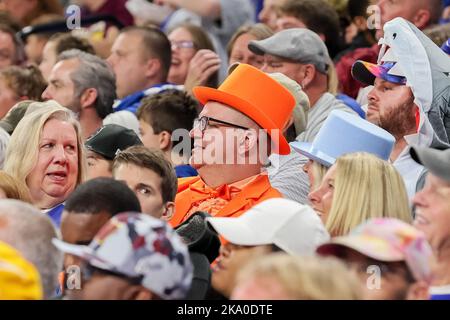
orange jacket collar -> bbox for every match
[171,174,281,227]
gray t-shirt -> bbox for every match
[266,151,310,205]
[297,93,358,143]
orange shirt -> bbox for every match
[170,173,283,228]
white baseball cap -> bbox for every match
[206,198,330,256]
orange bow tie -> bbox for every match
[189,183,242,201]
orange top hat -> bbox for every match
[193,64,296,155]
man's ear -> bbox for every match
[318,33,326,42]
[283,115,294,132]
[301,64,317,89]
[159,131,172,151]
[412,9,431,30]
[123,285,153,300]
[406,281,430,300]
[161,202,175,221]
[237,129,258,156]
[354,16,367,31]
[80,88,98,109]
[144,58,161,80]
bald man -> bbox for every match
[377,0,443,36]
[337,0,443,101]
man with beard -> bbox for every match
[353,64,427,201]
[351,18,450,201]
[42,49,116,141]
[365,70,416,162]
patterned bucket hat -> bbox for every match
[53,212,193,299]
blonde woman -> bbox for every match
[308,152,412,237]
[292,109,395,192]
[4,101,86,226]
[231,253,362,300]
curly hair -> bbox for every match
[0,64,46,100]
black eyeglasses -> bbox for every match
[193,116,250,133]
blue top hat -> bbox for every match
[291,110,395,167]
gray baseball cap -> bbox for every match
[410,146,450,183]
[248,28,331,74]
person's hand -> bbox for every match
[155,0,221,18]
[154,0,178,8]
[126,0,174,25]
[184,49,221,94]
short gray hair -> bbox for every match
[57,49,116,119]
[0,200,63,299]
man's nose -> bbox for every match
[41,87,52,100]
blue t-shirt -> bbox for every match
[336,94,366,119]
[430,285,450,300]
[175,165,198,178]
[46,203,65,227]
[113,83,183,114]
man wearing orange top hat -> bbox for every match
[169,64,296,227]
